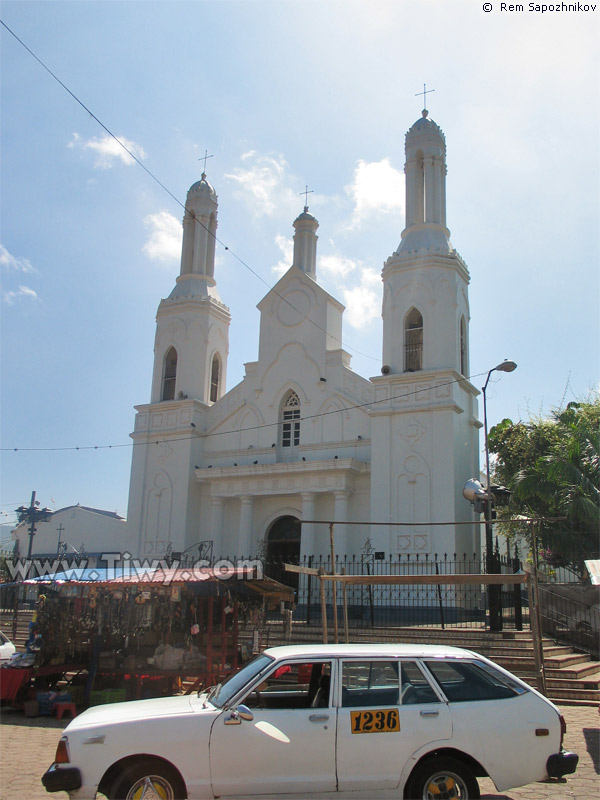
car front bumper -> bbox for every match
[546,750,579,778]
[41,764,82,793]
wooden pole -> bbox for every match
[329,522,338,644]
[530,522,547,695]
[207,596,214,680]
[319,568,328,644]
[342,566,349,643]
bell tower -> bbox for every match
[126,173,231,557]
[370,108,480,559]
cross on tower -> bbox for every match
[199,149,213,175]
[300,185,314,210]
[415,83,435,110]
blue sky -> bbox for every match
[1,0,598,538]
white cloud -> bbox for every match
[226,152,297,218]
[319,253,358,280]
[339,266,381,329]
[69,132,146,169]
[271,234,293,277]
[0,244,37,273]
[3,285,39,305]
[142,211,182,263]
[345,158,404,228]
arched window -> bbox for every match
[281,391,301,448]
[210,354,221,403]
[404,308,423,372]
[161,347,177,401]
[460,316,467,376]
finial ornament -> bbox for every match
[199,149,214,177]
[300,184,314,212]
[415,83,435,113]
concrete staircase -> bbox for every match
[246,622,600,707]
[0,609,32,650]
[3,609,598,706]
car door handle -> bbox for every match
[309,714,329,723]
[420,710,439,717]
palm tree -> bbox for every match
[510,402,599,575]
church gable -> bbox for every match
[256,266,343,370]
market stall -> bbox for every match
[1,566,293,708]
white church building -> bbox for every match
[126,110,481,568]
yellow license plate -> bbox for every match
[350,708,400,734]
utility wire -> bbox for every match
[1,19,379,362]
[3,370,486,452]
[0,24,486,460]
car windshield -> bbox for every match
[209,653,274,708]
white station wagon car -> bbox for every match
[42,643,577,800]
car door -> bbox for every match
[423,657,557,791]
[336,658,452,793]
[209,659,337,797]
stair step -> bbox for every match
[249,621,600,707]
[545,663,600,679]
[545,687,600,702]
[543,652,592,667]
[547,676,600,690]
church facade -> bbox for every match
[126,111,481,566]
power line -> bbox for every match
[0,19,379,363]
[2,370,486,453]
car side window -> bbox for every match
[341,660,399,707]
[242,661,332,710]
[425,660,528,702]
[400,661,440,704]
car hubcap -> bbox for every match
[424,771,468,799]
[126,775,175,800]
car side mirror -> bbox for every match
[237,704,254,721]
[224,704,254,725]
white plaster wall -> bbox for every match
[12,506,129,559]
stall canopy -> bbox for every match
[23,566,294,603]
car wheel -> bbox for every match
[405,756,480,800]
[108,759,186,800]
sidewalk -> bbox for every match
[0,704,598,799]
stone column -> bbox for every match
[424,155,435,223]
[300,492,316,557]
[333,490,349,562]
[239,495,254,557]
[441,163,448,228]
[404,158,416,228]
[192,212,209,275]
[210,496,224,548]
[432,156,442,224]
[180,210,194,274]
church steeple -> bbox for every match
[149,173,231,404]
[170,173,220,299]
[291,205,319,279]
[397,109,451,256]
[381,111,470,376]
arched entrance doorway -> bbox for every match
[266,515,301,590]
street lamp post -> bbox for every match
[482,360,517,631]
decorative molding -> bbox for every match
[195,458,368,498]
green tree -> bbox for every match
[489,397,599,576]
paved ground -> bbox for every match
[0,704,597,799]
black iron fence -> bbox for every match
[538,585,600,659]
[260,552,526,630]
